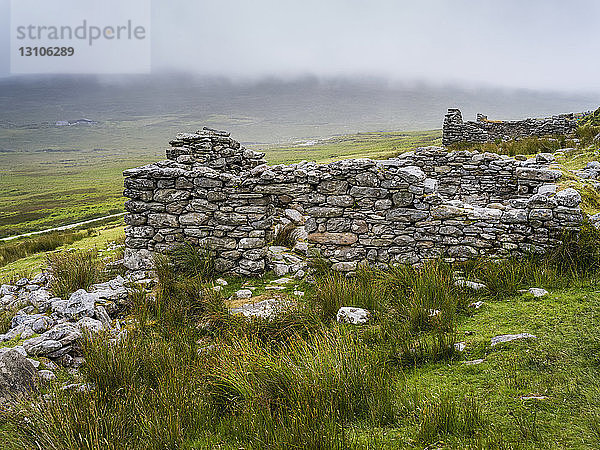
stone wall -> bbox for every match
[123,128,583,277]
[442,108,582,146]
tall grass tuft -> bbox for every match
[310,265,380,320]
[364,316,456,367]
[577,124,600,147]
[512,409,541,443]
[168,242,215,280]
[548,221,600,276]
[460,223,600,297]
[376,260,462,332]
[272,222,298,248]
[307,250,332,277]
[416,393,485,445]
[149,249,222,330]
[47,249,102,298]
[461,257,526,297]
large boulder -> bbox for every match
[0,348,38,404]
[555,188,582,208]
[27,289,52,310]
[490,333,537,346]
[124,248,154,271]
[89,276,128,304]
[231,299,279,319]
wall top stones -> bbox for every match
[164,126,267,173]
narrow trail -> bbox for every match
[0,213,126,242]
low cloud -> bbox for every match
[1,0,599,92]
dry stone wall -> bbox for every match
[123,128,583,277]
[442,108,582,146]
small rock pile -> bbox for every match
[0,273,128,384]
[0,347,38,404]
[575,161,600,180]
[267,245,308,278]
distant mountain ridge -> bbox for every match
[1,75,599,149]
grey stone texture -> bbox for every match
[0,349,38,404]
[442,109,584,146]
[123,126,583,276]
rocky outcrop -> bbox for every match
[0,274,126,374]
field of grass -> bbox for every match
[0,219,125,280]
[0,147,155,238]
[264,130,442,164]
[2,227,600,448]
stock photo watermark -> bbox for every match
[10,0,151,74]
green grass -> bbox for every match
[0,227,95,267]
[264,130,442,164]
[404,284,600,448]
[0,151,155,238]
[3,231,600,448]
[0,220,125,280]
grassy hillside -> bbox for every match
[0,219,125,280]
[0,150,149,239]
[265,130,441,164]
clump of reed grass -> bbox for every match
[47,249,102,298]
[272,222,298,248]
[416,393,485,445]
[168,242,215,280]
[12,329,207,450]
[0,306,17,334]
[377,260,462,332]
[548,221,600,276]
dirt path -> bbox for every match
[0,213,126,242]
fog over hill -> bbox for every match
[1,74,599,150]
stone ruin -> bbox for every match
[442,108,583,146]
[123,126,583,277]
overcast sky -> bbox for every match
[1,0,599,92]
